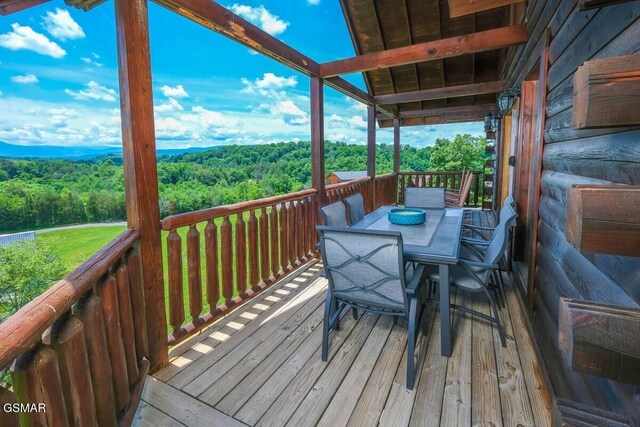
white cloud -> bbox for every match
[154,98,184,112]
[230,4,289,36]
[160,84,189,98]
[42,8,85,41]
[0,23,66,58]
[273,100,308,126]
[65,81,117,102]
[241,73,297,96]
[48,107,79,127]
[349,115,367,129]
[307,0,321,4]
[91,52,100,59]
[80,57,103,67]
[11,74,39,84]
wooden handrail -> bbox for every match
[161,188,318,230]
[0,229,139,369]
[397,170,482,175]
[325,175,372,191]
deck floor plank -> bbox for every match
[142,245,552,427]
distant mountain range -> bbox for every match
[0,141,219,159]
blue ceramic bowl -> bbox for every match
[388,208,426,225]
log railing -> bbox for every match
[160,188,319,345]
[374,173,398,209]
[0,230,148,427]
[398,171,483,207]
[325,176,373,211]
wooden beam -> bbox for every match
[559,298,640,386]
[447,0,524,18]
[378,104,495,120]
[324,77,394,118]
[566,185,640,257]
[367,105,376,209]
[374,80,504,105]
[0,0,48,15]
[311,77,326,206]
[393,118,400,174]
[378,112,488,128]
[115,0,168,372]
[319,24,527,77]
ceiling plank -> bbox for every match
[375,80,503,105]
[379,112,486,127]
[319,23,526,77]
[377,103,495,120]
[448,0,524,19]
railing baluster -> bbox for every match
[259,207,270,285]
[249,209,260,289]
[12,347,69,426]
[116,261,139,386]
[287,201,296,269]
[167,229,184,337]
[279,203,289,272]
[99,273,130,412]
[186,225,203,325]
[126,249,148,360]
[75,295,117,426]
[269,205,279,279]
[221,216,234,305]
[49,314,97,426]
[296,199,305,264]
[205,220,220,312]
[236,212,247,296]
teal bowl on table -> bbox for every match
[388,208,426,225]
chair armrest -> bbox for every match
[458,257,498,270]
[463,224,496,231]
[405,264,426,295]
[461,237,490,246]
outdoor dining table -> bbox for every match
[349,205,465,357]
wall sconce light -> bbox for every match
[484,113,494,133]
[497,87,520,116]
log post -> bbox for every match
[311,77,326,209]
[115,0,168,371]
[393,118,400,174]
[367,105,377,210]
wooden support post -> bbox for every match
[115,0,168,372]
[311,77,326,209]
[367,105,376,210]
[393,118,400,174]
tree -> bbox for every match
[429,134,487,171]
[0,240,66,321]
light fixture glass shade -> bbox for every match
[484,113,493,132]
[496,87,520,116]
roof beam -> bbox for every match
[379,113,486,128]
[374,80,504,105]
[377,104,495,121]
[154,0,394,117]
[0,0,48,15]
[319,24,527,78]
[447,0,524,19]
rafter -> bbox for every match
[374,80,504,105]
[377,104,495,121]
[319,24,527,77]
[448,0,524,18]
[0,0,49,15]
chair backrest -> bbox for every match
[344,193,366,224]
[454,171,474,208]
[404,187,445,209]
[319,201,349,227]
[483,204,517,268]
[317,226,408,311]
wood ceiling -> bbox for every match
[339,0,514,127]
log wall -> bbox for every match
[502,0,640,422]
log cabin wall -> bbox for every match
[501,0,640,422]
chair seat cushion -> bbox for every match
[427,246,483,292]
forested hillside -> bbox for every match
[0,135,485,231]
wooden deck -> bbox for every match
[133,257,553,426]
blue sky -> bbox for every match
[0,0,482,149]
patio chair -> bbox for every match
[344,193,366,224]
[319,201,349,227]
[445,170,474,208]
[461,195,516,306]
[404,187,445,209]
[317,226,427,390]
[429,203,517,349]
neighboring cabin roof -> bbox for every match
[328,171,368,181]
[339,0,511,128]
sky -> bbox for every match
[0,0,483,149]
